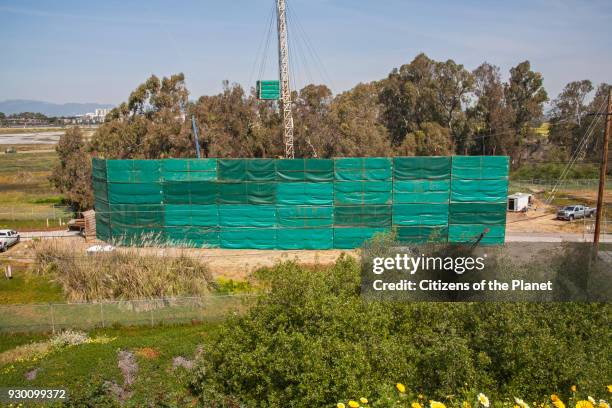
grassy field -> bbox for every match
[0,127,65,135]
[0,150,72,230]
[0,266,64,305]
[0,323,215,406]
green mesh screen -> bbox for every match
[448,156,509,245]
[92,156,509,248]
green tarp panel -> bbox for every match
[276,182,333,205]
[393,203,449,226]
[276,206,333,227]
[92,156,509,248]
[448,156,507,244]
[218,159,276,182]
[334,205,392,227]
[94,197,110,215]
[92,179,108,198]
[92,158,108,181]
[450,179,507,203]
[163,181,217,204]
[451,156,509,179]
[165,204,218,227]
[109,204,164,227]
[334,157,392,181]
[276,159,334,182]
[162,159,217,181]
[93,159,111,242]
[397,226,448,243]
[106,160,161,183]
[333,227,389,249]
[108,183,162,204]
[334,181,392,205]
[218,205,276,227]
[448,224,505,245]
[165,226,219,247]
[276,228,333,250]
[393,180,451,204]
[449,202,506,225]
[96,218,111,241]
[394,157,451,180]
[217,182,276,204]
[220,228,277,249]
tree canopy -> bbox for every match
[53,54,609,210]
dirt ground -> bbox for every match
[506,193,611,234]
[0,237,357,280]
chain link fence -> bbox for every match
[0,294,255,333]
[509,178,612,191]
[0,205,74,221]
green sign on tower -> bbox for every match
[256,80,280,100]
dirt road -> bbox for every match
[0,131,64,145]
[5,230,610,280]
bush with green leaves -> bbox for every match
[190,255,611,407]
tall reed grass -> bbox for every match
[32,239,215,302]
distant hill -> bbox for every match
[0,99,114,117]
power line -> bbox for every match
[249,2,276,88]
[545,99,607,204]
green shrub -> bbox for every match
[511,163,599,180]
[190,256,611,407]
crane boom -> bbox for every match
[276,0,294,158]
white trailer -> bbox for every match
[507,193,532,212]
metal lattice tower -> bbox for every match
[276,0,294,158]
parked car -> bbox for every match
[556,205,596,221]
[0,229,20,252]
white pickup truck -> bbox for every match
[556,205,596,221]
[0,229,20,252]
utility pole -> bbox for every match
[593,88,612,252]
[276,0,294,159]
[191,115,201,159]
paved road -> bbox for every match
[15,229,612,243]
[19,230,81,240]
[506,232,612,243]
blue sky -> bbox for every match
[0,0,610,105]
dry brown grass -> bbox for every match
[32,239,216,302]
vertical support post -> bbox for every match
[100,302,105,328]
[594,88,612,252]
[276,0,294,159]
[50,303,55,334]
[191,115,201,159]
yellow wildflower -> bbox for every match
[413,402,423,408]
[608,385,612,393]
[464,402,471,408]
[348,401,359,408]
[337,404,345,408]
[360,397,368,404]
[598,400,610,408]
[478,393,490,408]
[396,383,406,394]
[553,396,561,402]
[571,386,577,393]
[576,401,594,408]
[553,399,566,408]
[431,400,447,408]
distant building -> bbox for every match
[80,108,111,124]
